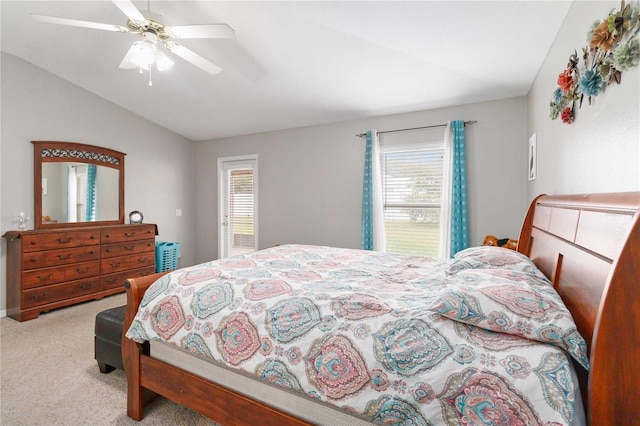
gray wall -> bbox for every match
[1,53,196,314]
[527,0,640,198]
[194,97,529,263]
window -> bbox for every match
[218,156,258,258]
[380,142,444,257]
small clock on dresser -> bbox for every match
[129,211,143,224]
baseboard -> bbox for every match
[1,310,6,318]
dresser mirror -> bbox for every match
[33,141,125,229]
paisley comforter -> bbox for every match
[126,244,588,425]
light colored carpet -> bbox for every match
[0,294,217,425]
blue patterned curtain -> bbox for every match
[450,120,469,256]
[361,131,374,250]
[86,165,97,221]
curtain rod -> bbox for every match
[355,120,477,138]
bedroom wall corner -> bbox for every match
[0,53,197,316]
[527,0,640,199]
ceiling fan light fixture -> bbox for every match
[130,32,163,69]
[130,41,156,68]
[155,49,174,71]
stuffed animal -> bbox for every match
[482,234,518,250]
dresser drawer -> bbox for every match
[21,230,100,253]
[23,261,101,289]
[22,278,100,309]
[101,225,156,244]
[101,253,155,274]
[101,266,156,291]
[101,239,155,259]
[22,246,100,270]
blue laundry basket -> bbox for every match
[155,242,180,272]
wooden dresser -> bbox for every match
[3,224,157,321]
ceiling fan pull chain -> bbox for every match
[148,67,153,86]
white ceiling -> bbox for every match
[1,1,571,141]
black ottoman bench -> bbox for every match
[94,305,126,374]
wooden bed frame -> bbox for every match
[122,192,640,425]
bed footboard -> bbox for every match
[122,272,168,420]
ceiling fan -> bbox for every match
[31,0,234,81]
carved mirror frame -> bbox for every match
[33,141,125,229]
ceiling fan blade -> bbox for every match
[31,14,129,32]
[166,24,234,39]
[111,0,145,21]
[165,42,221,74]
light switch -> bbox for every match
[176,209,182,217]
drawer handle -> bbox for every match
[76,267,91,274]
[124,245,135,251]
[58,254,73,260]
[105,278,116,284]
[105,248,112,253]
[80,283,96,290]
[125,232,137,237]
[110,262,122,268]
[57,237,73,243]
[36,273,54,281]
[29,293,47,302]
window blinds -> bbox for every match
[227,169,255,257]
[380,146,444,258]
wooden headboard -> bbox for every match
[517,192,640,425]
